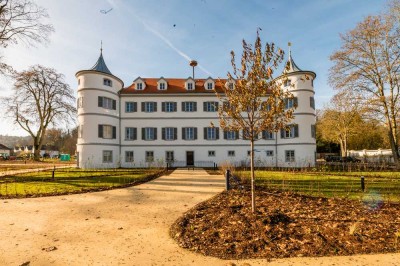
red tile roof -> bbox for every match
[120,78,227,94]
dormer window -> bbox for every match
[157,78,168,90]
[225,81,235,90]
[207,82,213,90]
[134,77,146,91]
[103,78,112,87]
[187,82,194,90]
[204,78,215,90]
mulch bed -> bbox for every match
[170,184,400,260]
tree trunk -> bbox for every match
[387,128,400,169]
[250,139,255,213]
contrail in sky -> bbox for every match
[106,0,213,77]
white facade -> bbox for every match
[76,52,317,169]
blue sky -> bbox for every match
[0,0,386,136]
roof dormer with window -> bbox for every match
[204,77,215,90]
[225,79,235,90]
[134,77,146,90]
[157,77,168,91]
[185,77,195,91]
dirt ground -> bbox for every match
[0,169,399,266]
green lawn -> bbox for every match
[236,170,400,202]
[0,168,163,198]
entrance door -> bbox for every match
[186,151,194,166]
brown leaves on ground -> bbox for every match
[170,187,400,260]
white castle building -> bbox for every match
[76,50,316,169]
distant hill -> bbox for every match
[0,135,31,149]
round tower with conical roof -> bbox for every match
[277,50,317,167]
[76,49,124,168]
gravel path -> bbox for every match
[0,168,398,266]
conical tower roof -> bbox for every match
[90,49,112,75]
[286,51,302,73]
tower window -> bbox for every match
[103,78,112,87]
[284,79,291,87]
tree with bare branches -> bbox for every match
[3,65,76,160]
[329,0,400,167]
[0,0,53,74]
[216,30,295,212]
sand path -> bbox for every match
[0,169,398,266]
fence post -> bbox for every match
[225,170,230,191]
[166,163,169,171]
[52,166,55,180]
[361,176,365,192]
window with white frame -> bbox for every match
[125,102,137,112]
[136,82,143,90]
[266,150,274,156]
[281,125,299,139]
[125,127,137,140]
[311,125,316,138]
[103,78,112,87]
[182,127,197,140]
[285,150,295,162]
[187,82,194,90]
[208,150,215,157]
[206,82,213,90]
[142,102,157,112]
[145,151,154,162]
[284,97,298,109]
[142,127,157,140]
[98,125,116,139]
[166,151,174,162]
[262,130,274,140]
[159,82,166,90]
[77,97,83,108]
[284,79,291,87]
[125,151,134,162]
[310,96,315,109]
[162,102,177,112]
[228,150,235,157]
[103,150,113,163]
[162,127,177,140]
[182,101,197,112]
[98,96,116,110]
[204,127,219,140]
[203,101,218,112]
[224,130,238,140]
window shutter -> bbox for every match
[162,102,166,112]
[204,127,207,140]
[112,100,116,110]
[142,128,145,140]
[112,126,116,139]
[173,102,177,112]
[174,128,177,140]
[194,128,198,140]
[182,128,186,140]
[193,102,197,111]
[133,102,137,112]
[154,128,157,140]
[294,97,298,108]
[182,102,185,112]
[153,102,157,112]
[216,128,219,139]
[133,128,137,140]
[280,129,284,139]
[141,102,145,112]
[98,96,103,107]
[162,128,165,140]
[98,125,103,138]
[223,130,227,140]
[294,125,299,137]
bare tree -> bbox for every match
[3,65,76,160]
[329,0,400,167]
[0,0,53,47]
[216,30,295,212]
